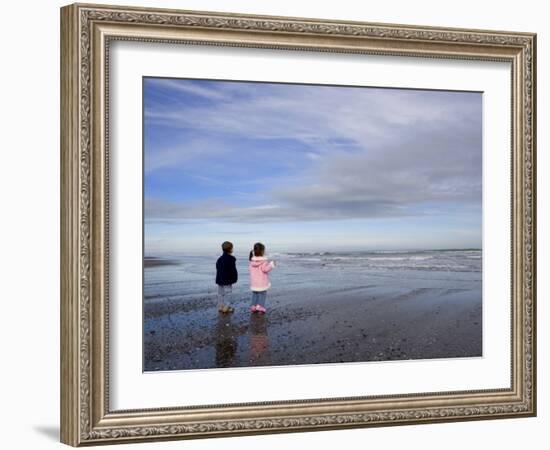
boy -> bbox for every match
[215,241,238,313]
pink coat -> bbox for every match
[249,256,275,291]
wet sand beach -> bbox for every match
[143,251,482,371]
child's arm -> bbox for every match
[232,258,238,282]
[260,261,275,273]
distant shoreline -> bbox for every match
[144,257,179,268]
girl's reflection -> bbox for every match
[249,314,270,366]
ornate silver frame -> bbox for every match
[60,2,536,446]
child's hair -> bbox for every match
[249,242,265,260]
[221,241,233,253]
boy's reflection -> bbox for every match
[215,314,237,368]
[249,314,270,366]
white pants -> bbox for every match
[217,284,233,307]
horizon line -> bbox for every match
[144,247,482,257]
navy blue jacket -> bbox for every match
[216,253,238,285]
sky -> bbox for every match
[143,77,482,255]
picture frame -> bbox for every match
[60,2,537,446]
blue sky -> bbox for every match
[143,77,482,255]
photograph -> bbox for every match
[58,3,536,445]
[142,77,483,372]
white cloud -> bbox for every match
[144,80,481,224]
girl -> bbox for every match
[248,242,276,313]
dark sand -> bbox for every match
[143,284,482,371]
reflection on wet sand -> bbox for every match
[213,313,271,368]
[215,314,238,367]
[248,314,269,366]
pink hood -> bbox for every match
[249,256,275,291]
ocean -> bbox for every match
[144,249,481,302]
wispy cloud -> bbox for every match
[145,80,478,152]
[145,77,229,101]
